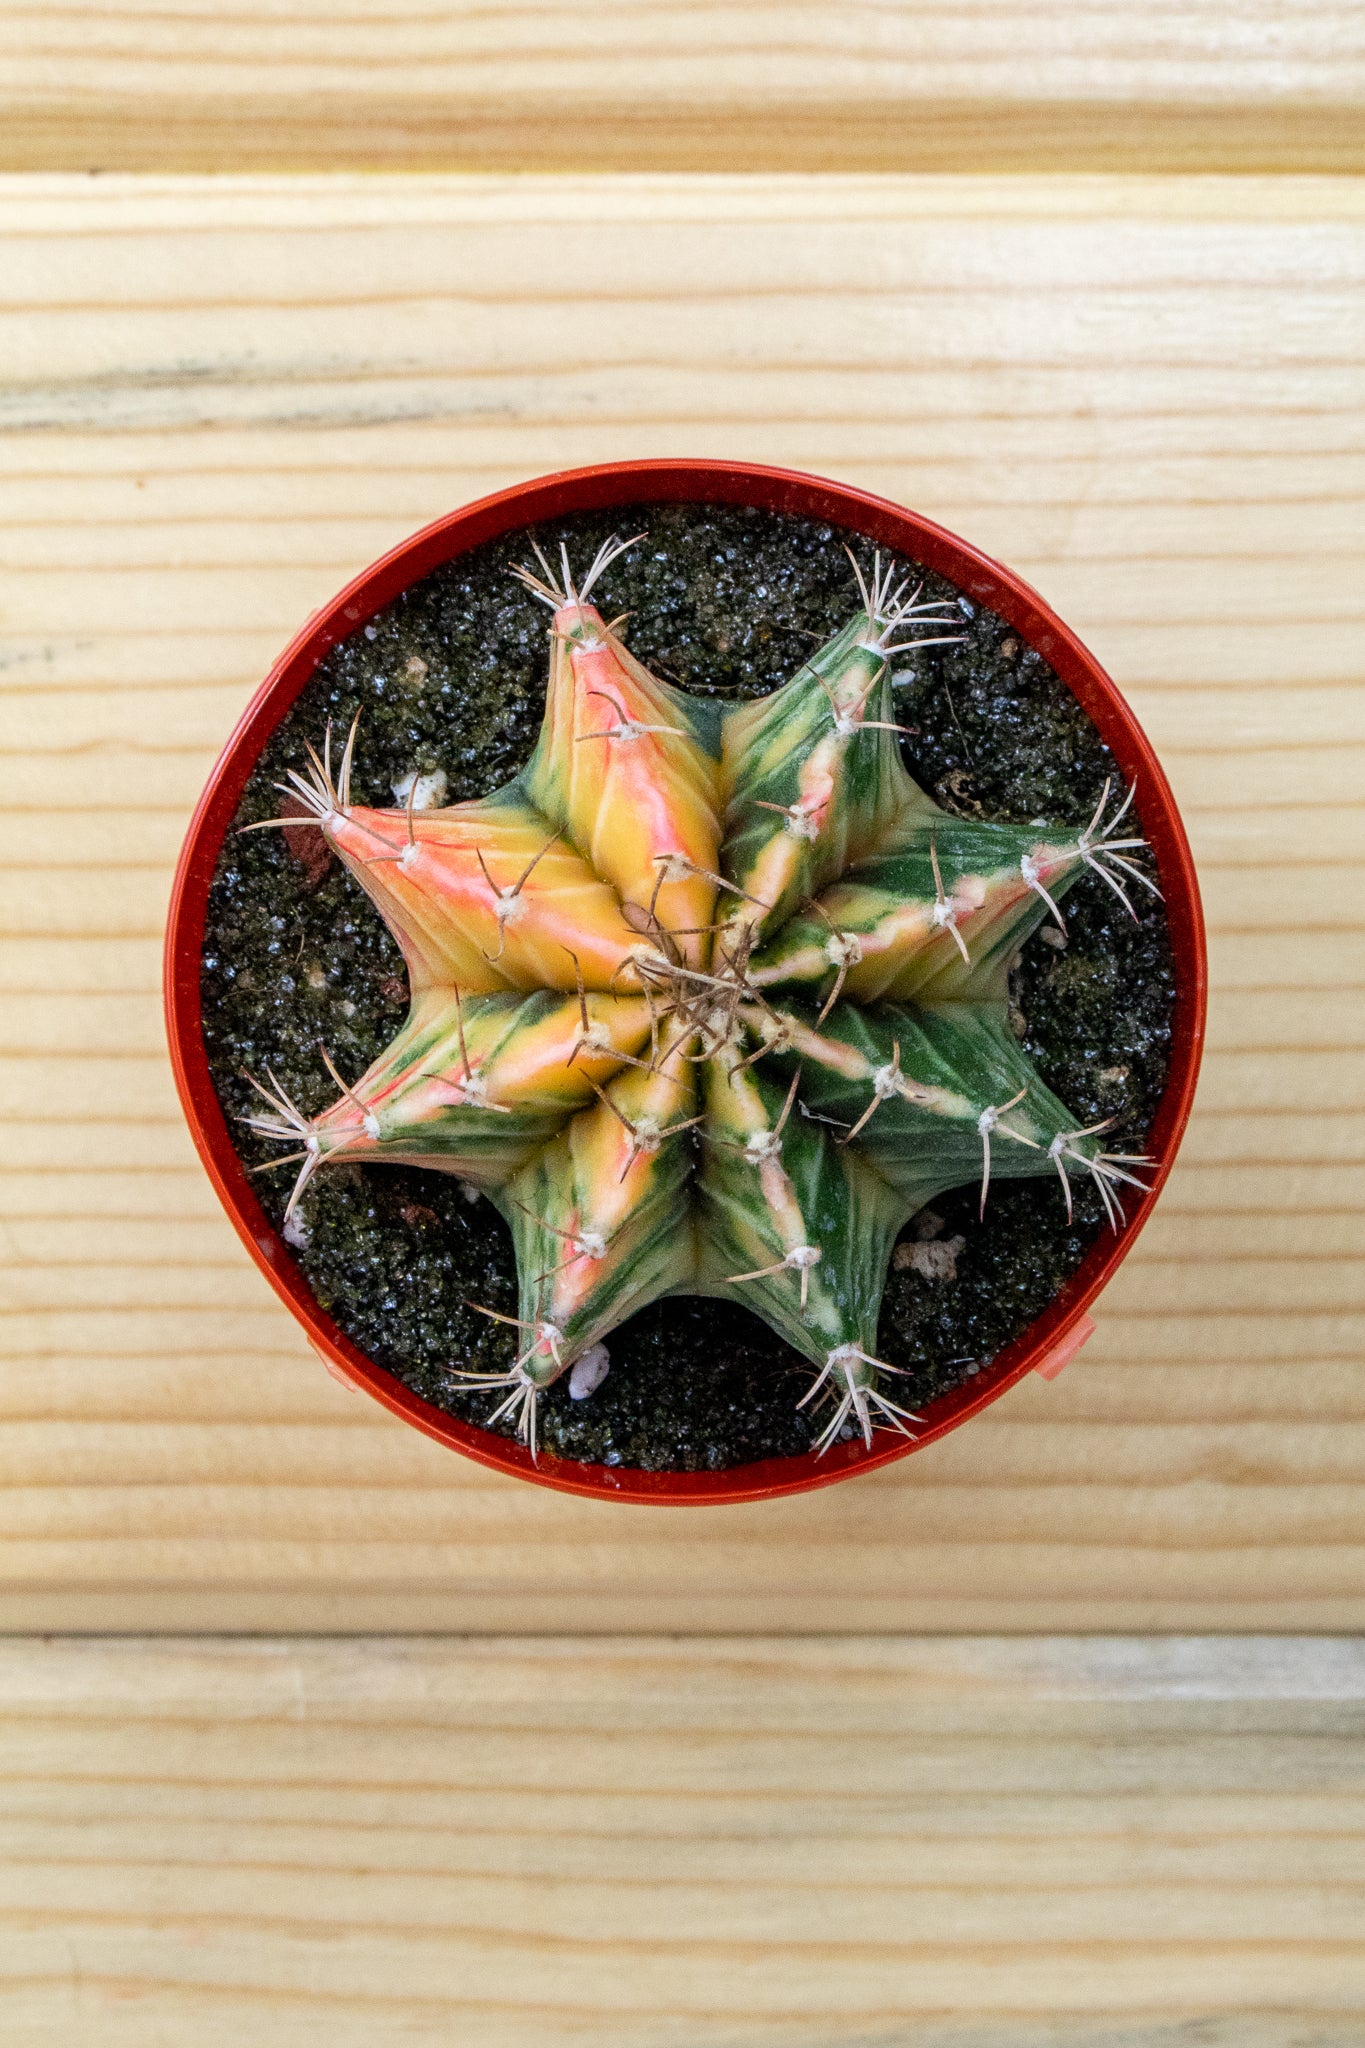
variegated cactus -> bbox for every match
[243,537,1157,1457]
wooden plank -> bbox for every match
[0,174,1362,1631]
[1,2,1364,175]
[0,1635,1362,2043]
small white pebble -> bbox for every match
[402,654,429,690]
[391,768,448,811]
[306,962,327,989]
[363,623,378,641]
[569,1343,610,1400]
[458,1180,481,1205]
[1041,925,1067,951]
[282,1211,311,1250]
[340,999,356,1018]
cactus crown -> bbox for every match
[243,539,1159,1459]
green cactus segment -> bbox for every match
[243,540,1158,1459]
[748,816,1084,1007]
[696,1050,908,1367]
[765,998,1102,1215]
[500,1029,698,1374]
[718,611,933,943]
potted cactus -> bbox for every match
[166,462,1204,1502]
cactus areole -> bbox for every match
[166,463,1205,1503]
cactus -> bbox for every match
[243,536,1158,1458]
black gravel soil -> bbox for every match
[203,502,1174,1471]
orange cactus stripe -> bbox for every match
[322,807,506,994]
[717,620,919,941]
[704,1050,807,1255]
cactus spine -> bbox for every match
[243,536,1157,1456]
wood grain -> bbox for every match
[2,1,1364,174]
[1,174,1362,1631]
[1,1635,1362,2043]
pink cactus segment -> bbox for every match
[838,897,951,1001]
[831,875,986,1004]
[551,602,723,962]
[727,730,846,945]
[324,799,644,995]
[755,1009,867,1084]
[756,1151,810,1258]
[790,733,841,845]
[319,805,497,993]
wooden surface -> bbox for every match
[1,172,1363,1631]
[3,1,1365,174]
[0,1634,1361,2043]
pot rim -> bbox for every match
[164,459,1207,1505]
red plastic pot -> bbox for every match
[165,460,1206,1505]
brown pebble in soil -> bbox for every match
[399,1201,440,1230]
[280,795,334,890]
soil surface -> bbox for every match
[203,503,1174,1471]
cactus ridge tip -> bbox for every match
[510,530,647,614]
[800,1342,925,1456]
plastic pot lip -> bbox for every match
[164,458,1207,1508]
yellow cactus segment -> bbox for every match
[716,621,924,946]
[841,874,1000,1004]
[512,1014,699,1346]
[524,603,723,964]
[324,795,643,994]
[481,991,655,1109]
[748,833,1083,1007]
[307,990,656,1189]
[568,1013,697,1212]
[902,843,1074,1005]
